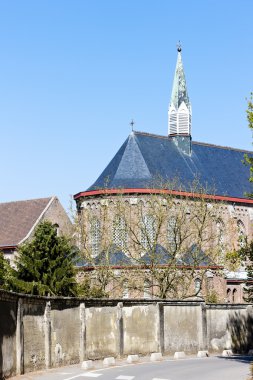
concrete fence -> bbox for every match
[0,290,252,378]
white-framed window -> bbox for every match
[141,215,156,250]
[237,220,246,248]
[194,278,201,294]
[53,223,60,236]
[113,215,127,250]
[90,218,101,256]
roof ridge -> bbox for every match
[192,140,253,153]
[133,130,252,153]
[0,196,54,206]
[134,130,169,140]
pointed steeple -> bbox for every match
[168,43,192,137]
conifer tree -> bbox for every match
[10,221,77,296]
[0,252,5,287]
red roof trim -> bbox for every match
[0,245,16,250]
[76,264,222,271]
[74,188,253,204]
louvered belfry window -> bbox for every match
[169,109,177,134]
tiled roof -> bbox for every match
[87,131,253,200]
[0,197,53,247]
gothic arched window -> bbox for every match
[194,278,201,294]
[237,220,246,248]
[113,215,127,250]
[167,216,178,251]
[232,288,237,303]
[90,218,101,256]
[216,219,225,245]
[141,215,156,250]
[216,219,225,259]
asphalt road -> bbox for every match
[12,355,252,380]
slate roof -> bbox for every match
[182,244,215,267]
[77,244,182,268]
[75,245,133,267]
[87,131,253,200]
[76,243,217,268]
[140,244,183,265]
[0,197,53,247]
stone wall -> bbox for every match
[0,290,252,379]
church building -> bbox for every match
[74,46,253,302]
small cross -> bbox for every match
[177,40,182,52]
[130,119,135,131]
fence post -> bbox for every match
[80,303,86,362]
[117,302,124,357]
[44,301,51,369]
[157,302,165,354]
[16,298,24,375]
[200,302,208,350]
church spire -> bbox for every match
[168,43,192,138]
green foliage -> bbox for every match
[0,252,5,287]
[76,277,107,298]
[0,252,14,290]
[240,94,253,302]
[244,93,253,190]
[9,221,77,296]
[205,290,219,304]
[225,250,242,272]
[239,241,253,302]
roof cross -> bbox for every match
[177,40,182,52]
[130,119,135,131]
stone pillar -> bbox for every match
[16,298,24,375]
[157,302,164,354]
[200,302,208,350]
[80,303,86,362]
[44,301,51,369]
[116,302,123,357]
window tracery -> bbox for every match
[141,215,156,250]
[113,215,127,250]
[90,218,101,256]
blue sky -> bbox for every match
[0,0,252,212]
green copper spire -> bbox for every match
[168,43,192,154]
[170,43,190,110]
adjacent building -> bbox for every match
[0,196,72,266]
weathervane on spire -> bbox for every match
[177,41,182,52]
[130,119,135,131]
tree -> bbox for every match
[239,93,253,302]
[239,241,253,302]
[0,252,6,287]
[75,180,232,300]
[9,221,77,296]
